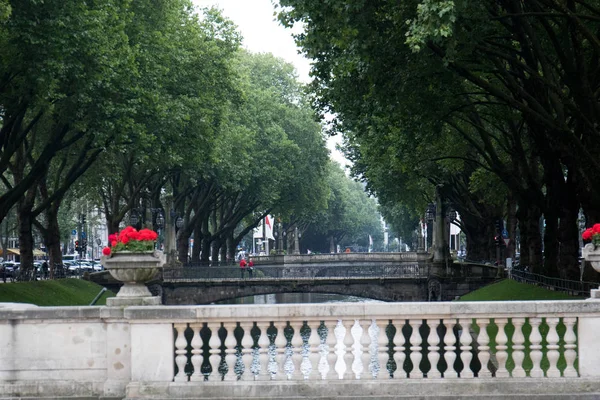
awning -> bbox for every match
[0,248,46,257]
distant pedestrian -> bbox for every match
[247,258,254,278]
[239,258,247,279]
[42,261,49,280]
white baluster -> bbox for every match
[275,321,288,380]
[563,317,578,377]
[174,323,189,382]
[529,317,543,378]
[308,321,321,380]
[427,319,441,378]
[359,320,372,379]
[257,321,271,381]
[240,321,254,381]
[443,319,457,378]
[458,318,473,378]
[376,319,389,380]
[325,320,339,380]
[546,317,560,378]
[494,318,509,378]
[207,322,222,381]
[475,318,491,378]
[342,320,355,380]
[392,319,406,379]
[291,321,304,380]
[189,323,203,381]
[511,318,526,378]
[408,319,423,379]
[223,322,238,381]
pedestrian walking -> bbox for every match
[247,258,254,278]
[42,261,49,280]
[239,258,247,279]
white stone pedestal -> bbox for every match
[107,295,161,306]
[101,251,165,306]
[588,288,600,300]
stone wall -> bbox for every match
[1,301,600,399]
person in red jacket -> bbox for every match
[239,258,247,279]
[247,258,254,278]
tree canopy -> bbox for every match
[277,0,600,278]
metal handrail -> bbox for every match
[510,269,596,297]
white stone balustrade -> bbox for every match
[1,301,600,399]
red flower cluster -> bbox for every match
[102,226,159,256]
[582,224,600,241]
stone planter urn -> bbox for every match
[101,250,166,306]
[582,243,600,299]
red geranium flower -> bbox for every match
[102,247,111,256]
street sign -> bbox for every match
[81,232,87,239]
[503,238,510,246]
[502,229,508,238]
[71,229,77,237]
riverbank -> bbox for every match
[457,278,583,301]
[0,278,114,306]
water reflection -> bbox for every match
[216,292,386,305]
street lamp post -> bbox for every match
[274,222,284,255]
[293,226,302,255]
[95,238,101,259]
[156,211,165,250]
[425,187,454,268]
[579,212,586,281]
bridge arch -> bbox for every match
[162,279,431,304]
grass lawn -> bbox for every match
[0,278,115,306]
[457,278,583,301]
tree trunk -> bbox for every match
[542,210,559,277]
[191,228,201,262]
[227,231,236,262]
[107,217,120,235]
[44,205,63,279]
[506,193,517,260]
[462,216,494,262]
[541,157,561,277]
[211,238,221,264]
[177,229,189,264]
[200,218,211,264]
[557,170,580,280]
[17,190,36,280]
[220,236,227,264]
[519,203,543,274]
[329,235,335,253]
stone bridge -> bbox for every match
[160,253,500,304]
[91,252,501,304]
[161,275,496,304]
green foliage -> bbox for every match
[405,0,456,52]
[303,162,383,252]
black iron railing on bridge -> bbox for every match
[163,264,428,281]
[510,268,597,297]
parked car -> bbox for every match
[1,262,17,280]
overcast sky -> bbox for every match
[192,0,347,167]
